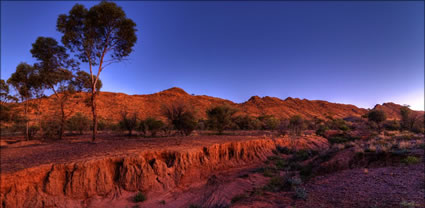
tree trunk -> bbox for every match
[24,101,29,140]
[59,101,65,140]
[91,91,97,142]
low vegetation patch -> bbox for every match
[133,192,146,203]
[263,176,291,192]
[231,193,248,204]
[399,200,418,208]
[294,187,308,200]
[402,156,421,165]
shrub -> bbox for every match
[287,177,303,186]
[315,124,328,137]
[367,110,387,125]
[292,150,316,162]
[231,194,247,204]
[276,145,292,154]
[67,112,90,134]
[299,164,314,179]
[327,133,360,144]
[402,156,421,165]
[0,104,14,122]
[133,192,146,202]
[275,159,288,169]
[119,111,138,136]
[289,115,304,135]
[206,105,237,134]
[41,118,61,139]
[383,120,400,131]
[327,136,349,144]
[412,116,424,134]
[28,125,40,140]
[400,106,412,131]
[162,102,198,136]
[97,118,118,131]
[278,118,290,135]
[196,119,208,130]
[262,167,277,177]
[294,187,308,200]
[263,176,290,192]
[258,115,279,130]
[141,117,164,137]
[233,115,261,130]
[400,200,417,208]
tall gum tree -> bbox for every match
[57,1,137,141]
[31,36,79,140]
[7,63,42,140]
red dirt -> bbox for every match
[0,134,329,208]
[297,163,425,208]
[0,133,279,174]
[233,154,425,208]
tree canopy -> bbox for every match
[57,1,137,141]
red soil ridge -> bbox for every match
[9,87,421,123]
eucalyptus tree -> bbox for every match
[30,36,79,140]
[0,79,17,104]
[7,63,42,140]
[57,1,137,141]
[0,79,18,124]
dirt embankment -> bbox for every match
[0,136,328,208]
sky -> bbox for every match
[1,1,424,110]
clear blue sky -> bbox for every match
[1,1,424,110]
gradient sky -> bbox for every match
[1,1,424,110]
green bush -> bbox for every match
[276,145,292,154]
[263,175,290,192]
[206,105,237,134]
[262,167,277,177]
[400,200,417,208]
[299,164,314,179]
[275,159,288,169]
[367,110,387,124]
[162,103,198,136]
[41,118,61,139]
[67,112,90,134]
[233,115,261,130]
[294,187,308,200]
[231,194,247,204]
[258,115,279,130]
[119,111,138,136]
[383,120,400,131]
[316,124,328,137]
[289,115,304,135]
[278,119,290,135]
[28,125,40,140]
[96,118,118,131]
[140,117,164,137]
[402,156,421,165]
[133,191,146,202]
[327,133,360,144]
[292,150,316,162]
[328,119,350,131]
